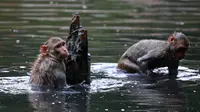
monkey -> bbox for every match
[30,37,69,89]
[117,32,190,79]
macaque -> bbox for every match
[117,32,189,79]
[30,37,69,88]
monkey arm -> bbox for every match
[168,61,179,79]
[53,67,67,88]
[39,60,67,88]
[136,49,166,76]
[137,49,165,63]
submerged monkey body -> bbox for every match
[30,55,66,88]
[30,37,68,89]
[118,32,189,79]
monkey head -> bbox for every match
[40,37,69,59]
[168,32,190,60]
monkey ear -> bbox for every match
[168,35,176,43]
[40,45,48,55]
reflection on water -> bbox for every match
[0,0,200,111]
[29,89,90,112]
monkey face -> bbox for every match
[175,50,186,60]
[168,33,189,60]
[174,40,189,60]
[54,41,68,58]
[43,37,69,59]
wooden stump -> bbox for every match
[65,13,91,85]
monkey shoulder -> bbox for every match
[138,39,168,48]
[39,57,65,73]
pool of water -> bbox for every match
[0,0,200,111]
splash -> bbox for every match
[0,63,199,94]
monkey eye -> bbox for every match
[55,42,65,48]
[61,42,65,46]
[55,43,62,48]
[176,47,187,52]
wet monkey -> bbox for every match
[30,37,69,88]
[117,32,189,79]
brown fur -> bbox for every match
[30,37,67,88]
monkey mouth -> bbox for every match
[62,54,68,58]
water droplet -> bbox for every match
[175,22,184,25]
[16,40,20,44]
[13,29,18,32]
[82,5,87,9]
[105,109,108,111]
[1,71,9,73]
[49,1,53,4]
[19,66,26,69]
[121,109,125,111]
[193,90,196,93]
[58,101,61,104]
[51,102,55,105]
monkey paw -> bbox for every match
[137,58,142,64]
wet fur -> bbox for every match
[118,39,179,79]
[30,54,66,88]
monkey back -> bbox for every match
[124,40,169,61]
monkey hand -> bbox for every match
[137,58,142,64]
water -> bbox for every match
[0,0,200,111]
